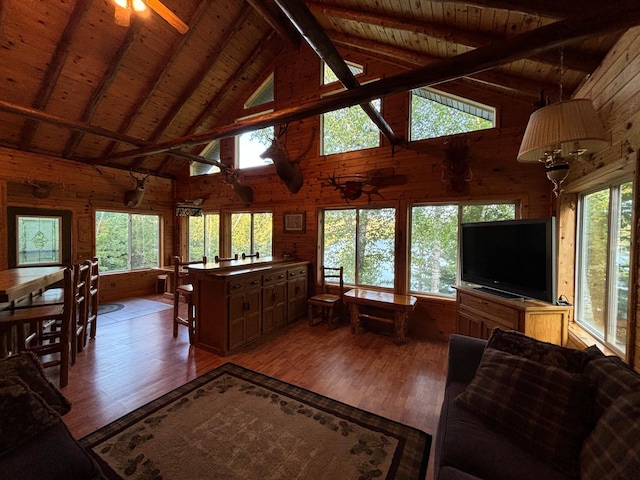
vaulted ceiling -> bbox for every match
[1,0,638,179]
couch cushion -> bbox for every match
[437,382,574,480]
[583,355,640,419]
[0,376,61,456]
[0,352,71,415]
[580,391,640,480]
[486,328,590,373]
[456,348,594,477]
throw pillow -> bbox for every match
[580,391,640,480]
[0,376,61,456]
[456,348,595,477]
[0,352,71,415]
[583,355,640,420]
[486,327,590,373]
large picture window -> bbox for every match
[322,207,396,288]
[576,181,633,356]
[188,214,220,261]
[230,212,273,257]
[409,203,515,296]
[95,211,160,272]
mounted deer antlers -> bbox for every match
[223,167,254,205]
[441,138,472,196]
[322,167,407,202]
[259,124,305,194]
[124,171,150,208]
[25,179,57,199]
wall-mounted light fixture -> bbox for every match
[517,99,608,196]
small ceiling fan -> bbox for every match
[113,0,189,34]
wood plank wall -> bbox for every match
[559,27,640,371]
[0,147,174,302]
[176,44,555,340]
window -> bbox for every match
[322,61,363,85]
[16,215,61,266]
[321,99,381,155]
[95,211,160,272]
[237,126,274,169]
[409,203,515,296]
[322,207,396,288]
[576,181,633,356]
[188,214,220,261]
[410,88,495,141]
[192,140,221,176]
[244,73,274,108]
[7,207,71,268]
[230,212,273,257]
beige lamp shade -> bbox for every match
[517,99,608,162]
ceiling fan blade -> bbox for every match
[144,0,189,34]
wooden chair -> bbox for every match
[83,257,99,347]
[307,266,344,330]
[173,256,207,344]
[0,266,73,387]
[69,261,90,365]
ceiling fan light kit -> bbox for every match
[112,0,189,34]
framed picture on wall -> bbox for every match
[283,211,306,233]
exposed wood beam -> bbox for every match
[307,2,602,73]
[274,0,399,145]
[96,2,640,163]
[0,99,223,170]
[245,0,300,49]
[100,0,210,158]
[19,0,91,149]
[63,19,142,159]
[129,7,253,171]
[328,30,556,104]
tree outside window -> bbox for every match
[409,203,515,295]
[188,214,220,261]
[230,212,273,257]
[322,208,395,288]
[95,211,159,272]
[577,181,633,355]
[322,100,381,155]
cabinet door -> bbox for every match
[458,310,482,339]
[245,288,262,342]
[228,293,246,350]
[264,282,287,333]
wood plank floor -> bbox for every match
[57,295,449,479]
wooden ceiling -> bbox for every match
[1,0,638,179]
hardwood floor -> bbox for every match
[57,295,449,479]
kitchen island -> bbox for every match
[188,257,309,355]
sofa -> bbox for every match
[435,329,640,480]
[0,352,106,480]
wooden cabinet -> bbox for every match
[287,265,308,323]
[456,286,571,345]
[263,268,287,333]
[191,260,309,355]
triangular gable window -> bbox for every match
[322,61,363,85]
[244,73,274,109]
[192,140,221,176]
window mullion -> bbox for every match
[605,185,620,346]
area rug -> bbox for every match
[80,363,431,480]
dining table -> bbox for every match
[0,266,65,307]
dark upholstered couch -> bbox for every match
[0,352,105,480]
[435,331,640,480]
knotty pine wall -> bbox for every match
[558,27,640,370]
[0,148,174,302]
[177,44,556,340]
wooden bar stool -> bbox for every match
[173,256,206,344]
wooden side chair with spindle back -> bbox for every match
[307,266,344,330]
[83,257,99,347]
[173,256,207,344]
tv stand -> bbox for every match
[455,286,571,345]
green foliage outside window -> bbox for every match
[230,212,273,257]
[323,208,395,288]
[322,100,381,155]
[410,203,515,295]
[188,214,220,261]
[95,211,159,272]
[410,93,493,141]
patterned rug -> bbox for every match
[80,363,431,480]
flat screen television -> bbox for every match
[460,217,556,303]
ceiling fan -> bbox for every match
[113,0,189,34]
